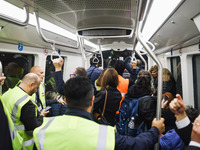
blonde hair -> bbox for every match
[162,68,171,82]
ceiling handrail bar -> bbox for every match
[136,1,162,150]
[78,37,87,68]
[34,11,78,50]
[135,50,147,70]
[0,5,29,26]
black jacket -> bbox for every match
[93,87,121,126]
[127,85,152,98]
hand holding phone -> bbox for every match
[45,106,52,111]
[163,95,169,102]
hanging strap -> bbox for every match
[101,89,108,116]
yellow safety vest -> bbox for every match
[1,87,38,150]
[32,83,46,109]
[34,115,115,150]
[1,96,23,150]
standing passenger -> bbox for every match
[33,76,165,150]
[1,73,49,150]
[52,58,87,95]
[87,55,102,94]
[30,66,46,111]
[114,60,129,102]
[93,68,121,126]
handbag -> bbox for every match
[93,89,110,125]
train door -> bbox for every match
[192,54,200,113]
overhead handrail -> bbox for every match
[136,1,162,150]
[97,39,104,68]
[135,50,147,70]
[34,11,78,50]
[0,5,29,26]
[79,37,87,68]
[50,42,62,61]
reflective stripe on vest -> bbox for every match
[11,95,29,124]
[37,117,55,150]
[23,138,35,147]
[96,125,108,150]
[34,116,115,150]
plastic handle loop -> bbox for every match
[50,43,62,61]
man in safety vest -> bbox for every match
[30,66,46,112]
[33,76,165,150]
[1,73,49,150]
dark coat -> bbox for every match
[0,101,13,150]
[93,87,121,126]
[87,65,102,94]
[127,85,152,98]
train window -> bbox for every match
[192,55,200,113]
[45,56,64,93]
[0,53,34,94]
[170,57,182,97]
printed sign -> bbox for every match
[18,42,23,51]
[44,49,48,56]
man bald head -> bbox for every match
[30,66,45,82]
[20,73,41,96]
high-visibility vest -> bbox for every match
[32,83,46,109]
[1,87,38,150]
[34,115,115,150]
[116,75,129,114]
[1,97,23,150]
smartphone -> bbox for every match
[45,106,52,111]
[163,95,169,102]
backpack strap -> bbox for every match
[88,67,96,80]
[101,89,108,116]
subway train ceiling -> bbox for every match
[0,0,138,52]
[1,0,200,53]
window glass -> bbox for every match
[45,56,64,93]
[0,53,34,94]
[192,55,200,113]
[170,57,182,97]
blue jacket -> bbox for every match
[65,107,160,150]
[87,65,102,93]
[52,71,65,95]
[124,57,140,87]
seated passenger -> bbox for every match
[52,58,87,95]
[1,73,49,150]
[93,68,121,126]
[33,76,165,150]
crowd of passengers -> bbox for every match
[0,55,200,150]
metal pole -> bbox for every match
[135,50,147,70]
[79,37,87,68]
[136,1,162,150]
[34,11,78,49]
[0,5,29,26]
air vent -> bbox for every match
[77,28,132,37]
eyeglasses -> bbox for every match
[70,74,76,78]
